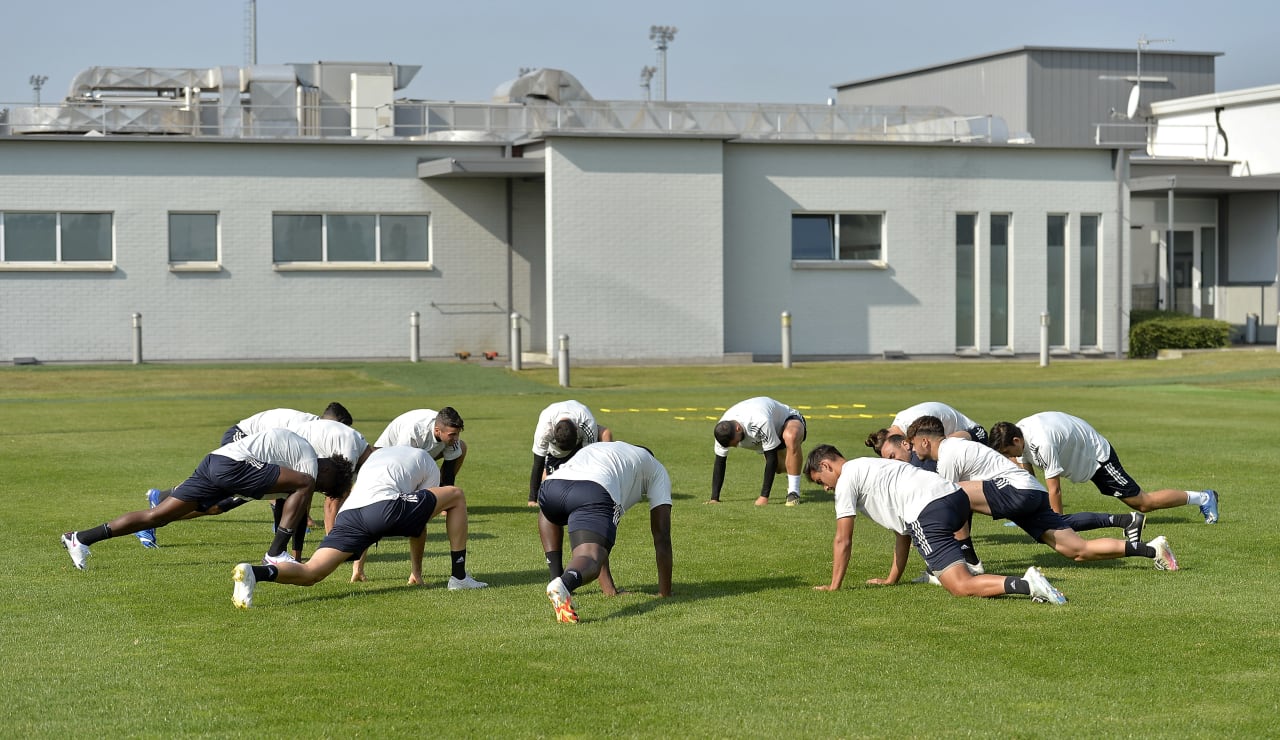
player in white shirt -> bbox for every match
[528,400,613,507]
[804,444,1068,604]
[220,402,353,444]
[711,396,807,506]
[865,401,987,472]
[375,407,467,486]
[907,416,1179,571]
[536,442,673,623]
[231,445,486,608]
[61,429,353,572]
[989,411,1219,524]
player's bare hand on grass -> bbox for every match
[350,571,367,583]
[407,574,424,586]
[754,496,769,506]
[866,577,895,586]
[704,498,720,504]
[813,584,838,591]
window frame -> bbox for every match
[790,211,887,270]
[0,211,116,271]
[168,212,222,272]
[271,212,433,271]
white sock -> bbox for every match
[787,474,801,494]
[1185,491,1209,506]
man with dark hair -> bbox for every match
[61,429,353,571]
[710,396,806,506]
[537,441,673,623]
[231,445,486,608]
[906,415,1178,570]
[865,401,985,473]
[322,401,353,426]
[528,400,613,507]
[989,412,1218,524]
[804,444,1068,604]
[375,407,467,486]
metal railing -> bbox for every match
[1095,121,1219,159]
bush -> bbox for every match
[1129,312,1231,358]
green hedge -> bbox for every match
[1129,311,1231,358]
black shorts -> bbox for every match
[905,489,970,574]
[981,479,1071,542]
[1090,449,1142,499]
[221,425,246,446]
[537,478,621,549]
[318,491,439,557]
[966,425,989,444]
[170,454,281,511]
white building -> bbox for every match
[0,56,1204,363]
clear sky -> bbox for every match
[2,0,1277,108]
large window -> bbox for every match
[1047,214,1067,346]
[169,213,219,263]
[956,214,976,348]
[272,213,429,263]
[990,214,1010,348]
[1,212,112,262]
[791,213,883,261]
[1080,214,1099,346]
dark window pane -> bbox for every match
[956,214,976,346]
[791,214,833,260]
[328,215,376,261]
[1047,215,1066,345]
[273,214,322,261]
[5,212,57,261]
[381,215,429,261]
[169,213,218,262]
[838,214,882,260]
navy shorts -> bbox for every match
[1090,449,1142,499]
[905,489,970,574]
[170,454,281,511]
[981,478,1071,542]
[966,424,989,444]
[318,490,439,557]
[538,478,621,549]
[221,425,246,446]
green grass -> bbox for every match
[4,353,1280,737]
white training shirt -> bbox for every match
[1016,411,1111,482]
[235,408,319,435]
[375,409,463,461]
[891,401,980,437]
[532,400,601,457]
[832,457,959,534]
[340,446,440,512]
[293,419,369,467]
[211,428,319,480]
[548,441,673,514]
[713,397,801,457]
[935,438,1045,492]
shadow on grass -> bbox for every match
[597,574,807,621]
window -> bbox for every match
[955,214,977,348]
[791,213,883,261]
[169,213,219,263]
[272,213,429,264]
[1,211,112,262]
[990,214,1010,348]
[1080,214,1099,346]
[1047,214,1067,346]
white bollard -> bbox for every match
[409,311,420,363]
[131,313,143,365]
[558,334,570,387]
[510,313,523,371]
[781,311,792,369]
[1039,312,1050,367]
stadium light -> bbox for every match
[649,25,678,101]
[640,66,657,101]
[28,74,48,106]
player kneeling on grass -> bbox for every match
[232,445,486,608]
[805,445,1068,604]
[905,415,1179,573]
[537,441,673,623]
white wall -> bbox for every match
[544,137,724,360]
[722,143,1121,356]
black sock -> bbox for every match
[450,550,467,580]
[268,528,293,557]
[251,565,279,581]
[1062,512,1113,532]
[562,568,583,593]
[1126,541,1156,558]
[545,550,564,579]
[271,499,285,531]
[958,537,980,566]
[214,497,250,513]
[77,524,112,546]
[1004,576,1031,596]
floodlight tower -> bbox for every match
[245,0,258,65]
[640,66,657,101]
[29,75,48,106]
[649,25,677,101]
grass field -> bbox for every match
[5,353,1280,737]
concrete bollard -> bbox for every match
[510,313,523,371]
[1039,312,1050,367]
[781,311,792,369]
[409,311,420,363]
[558,334,570,388]
[131,313,143,365]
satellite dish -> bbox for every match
[1126,85,1141,119]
